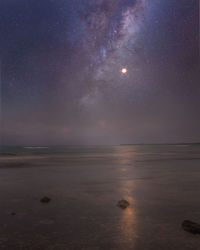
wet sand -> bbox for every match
[0,145,200,249]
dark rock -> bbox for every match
[40,196,51,203]
[182,220,200,234]
[10,212,16,216]
[117,199,130,209]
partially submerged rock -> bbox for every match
[40,196,51,203]
[182,220,200,234]
[117,199,130,209]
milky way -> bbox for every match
[0,0,199,145]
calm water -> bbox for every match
[0,145,200,249]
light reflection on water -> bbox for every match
[114,146,137,248]
[119,196,136,248]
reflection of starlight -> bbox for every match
[121,68,127,74]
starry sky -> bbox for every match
[0,0,199,145]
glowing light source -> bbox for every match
[121,68,127,74]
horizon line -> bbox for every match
[1,142,200,147]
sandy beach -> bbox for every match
[0,145,200,249]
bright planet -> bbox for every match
[121,68,127,74]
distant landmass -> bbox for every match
[120,142,200,145]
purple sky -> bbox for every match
[0,0,199,145]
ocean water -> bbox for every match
[0,144,200,249]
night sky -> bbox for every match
[0,0,199,145]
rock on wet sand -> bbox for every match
[40,196,51,203]
[117,199,130,209]
[182,220,200,234]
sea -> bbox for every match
[0,144,200,250]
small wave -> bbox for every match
[0,152,18,156]
[24,147,49,149]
